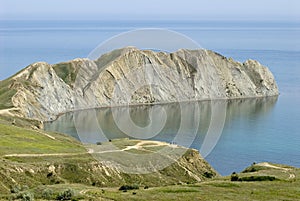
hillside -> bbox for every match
[0,116,218,199]
[0,47,278,121]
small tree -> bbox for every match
[231,172,239,181]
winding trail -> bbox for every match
[3,140,174,158]
[257,162,296,180]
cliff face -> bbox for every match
[4,47,278,121]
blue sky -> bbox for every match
[0,0,299,21]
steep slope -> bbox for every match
[0,47,278,121]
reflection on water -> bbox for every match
[45,97,278,175]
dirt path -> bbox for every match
[122,140,170,151]
[257,162,291,171]
[4,140,174,158]
[257,162,296,180]
[289,173,296,179]
[0,108,16,116]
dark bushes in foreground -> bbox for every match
[238,176,277,182]
[56,188,75,200]
[231,173,277,182]
[119,184,139,191]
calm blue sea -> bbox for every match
[1,20,299,175]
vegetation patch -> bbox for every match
[242,165,267,173]
[53,62,79,88]
[119,184,139,191]
[238,176,277,182]
[0,123,85,156]
[56,188,75,200]
[0,79,16,110]
[111,138,139,149]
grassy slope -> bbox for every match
[94,178,300,201]
[0,79,16,110]
[5,165,296,201]
[52,62,78,88]
[0,116,85,155]
[0,124,85,155]
[80,163,300,201]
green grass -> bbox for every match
[242,164,268,173]
[0,115,42,129]
[0,123,85,156]
[86,178,300,201]
[143,145,168,152]
[52,62,79,88]
[110,138,139,149]
[0,79,16,110]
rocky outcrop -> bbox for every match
[4,47,278,121]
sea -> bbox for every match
[1,20,299,175]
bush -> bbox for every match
[56,188,75,200]
[230,172,239,181]
[242,165,265,173]
[10,185,21,194]
[42,188,53,200]
[17,192,34,201]
[203,172,214,178]
[119,184,139,191]
[238,176,276,182]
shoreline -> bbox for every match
[45,94,279,123]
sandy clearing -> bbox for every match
[257,162,291,171]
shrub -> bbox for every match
[56,188,75,200]
[203,172,214,178]
[10,185,21,194]
[17,192,34,201]
[242,165,265,173]
[21,185,29,191]
[231,172,239,181]
[238,176,276,182]
[119,184,139,191]
[42,188,53,200]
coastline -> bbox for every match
[44,94,279,123]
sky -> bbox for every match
[0,0,299,21]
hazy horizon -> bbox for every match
[0,0,299,21]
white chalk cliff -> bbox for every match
[6,47,278,121]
